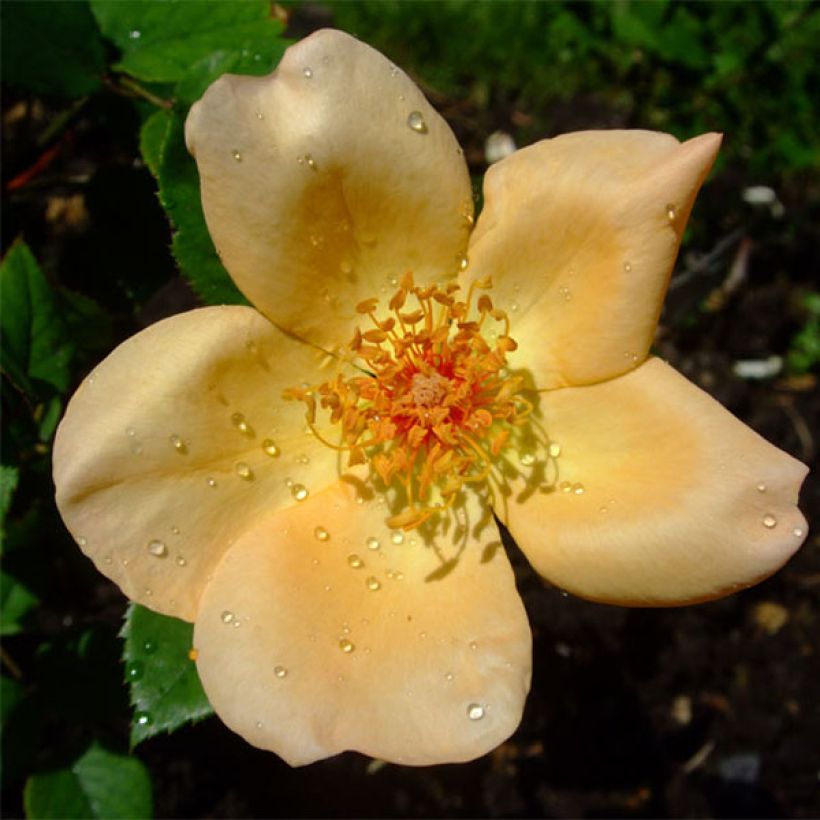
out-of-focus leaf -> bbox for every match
[37,396,64,444]
[1,1,105,98]
[0,570,39,636]
[59,288,114,365]
[0,241,73,396]
[90,0,284,83]
[122,604,212,747]
[1,675,42,790]
[0,466,19,535]
[24,742,153,819]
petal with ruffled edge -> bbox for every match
[193,484,531,766]
[501,358,808,605]
[53,306,342,620]
[465,130,721,389]
[185,29,473,354]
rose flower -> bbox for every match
[54,30,808,766]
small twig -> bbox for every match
[104,74,174,110]
[669,227,746,291]
[1,646,23,680]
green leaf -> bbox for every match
[156,112,248,305]
[139,110,172,180]
[0,465,19,536]
[122,604,212,747]
[1,1,105,98]
[0,570,39,636]
[90,0,284,83]
[0,241,73,395]
[24,742,153,819]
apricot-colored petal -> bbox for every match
[193,484,531,766]
[502,358,808,605]
[53,307,342,620]
[466,131,721,388]
[186,29,472,353]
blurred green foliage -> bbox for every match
[1,1,817,817]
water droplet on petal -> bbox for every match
[548,442,562,458]
[457,254,469,271]
[520,452,536,467]
[126,427,136,437]
[573,483,585,495]
[169,434,186,453]
[347,554,364,569]
[624,261,632,272]
[232,149,242,163]
[231,412,253,436]
[206,477,217,488]
[445,672,454,681]
[235,462,253,480]
[176,555,187,567]
[756,482,767,492]
[255,111,264,120]
[147,539,167,558]
[407,110,428,133]
[762,513,777,529]
[339,638,355,654]
[262,439,280,457]
[274,665,288,678]
[560,481,572,493]
[221,610,234,624]
[291,483,308,501]
[467,703,485,720]
[302,66,313,78]
[469,641,478,650]
[665,203,677,222]
[391,531,405,545]
[366,576,381,591]
[366,537,380,551]
[314,526,329,541]
[77,536,87,547]
[793,527,804,537]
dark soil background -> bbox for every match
[2,2,818,817]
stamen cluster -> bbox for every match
[286,272,530,529]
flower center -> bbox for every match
[285,272,532,530]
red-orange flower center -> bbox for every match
[286,272,531,530]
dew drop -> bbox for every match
[665,203,677,222]
[469,641,478,650]
[231,412,253,436]
[366,576,381,591]
[756,482,767,493]
[169,434,186,453]
[255,111,264,120]
[510,302,519,312]
[126,661,144,681]
[406,110,428,134]
[340,259,353,275]
[793,527,804,538]
[291,483,308,501]
[624,261,632,272]
[391,531,405,545]
[77,536,87,547]
[126,427,136,437]
[366,537,381,551]
[519,452,536,467]
[347,554,364,569]
[176,555,187,567]
[302,66,313,78]
[221,610,235,624]
[262,439,280,457]
[128,29,141,40]
[171,526,180,535]
[467,703,485,721]
[135,711,152,726]
[560,481,572,493]
[339,638,355,654]
[457,254,469,271]
[147,539,167,558]
[445,672,454,681]
[573,483,585,495]
[255,720,263,728]
[232,149,242,163]
[274,665,288,678]
[314,526,329,541]
[143,640,157,655]
[301,153,317,170]
[206,477,217,488]
[762,513,777,529]
[235,462,253,480]
[548,442,562,458]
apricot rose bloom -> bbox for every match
[53,30,809,766]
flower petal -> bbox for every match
[502,358,808,605]
[193,484,531,765]
[54,306,341,620]
[185,29,473,352]
[466,130,721,388]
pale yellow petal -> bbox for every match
[502,358,808,605]
[465,130,721,388]
[193,484,531,766]
[185,29,472,352]
[53,306,342,620]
